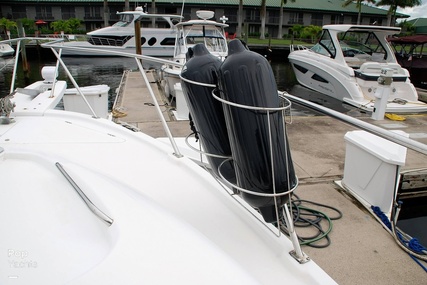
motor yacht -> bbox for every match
[288,25,427,113]
[61,7,182,57]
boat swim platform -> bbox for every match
[114,70,427,284]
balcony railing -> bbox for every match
[310,19,323,26]
[12,12,27,20]
[288,20,304,25]
[62,13,76,20]
[84,15,102,20]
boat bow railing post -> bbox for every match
[10,40,22,94]
[49,47,100,118]
[134,58,183,158]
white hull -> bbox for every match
[60,41,175,57]
[288,25,427,113]
[1,37,337,284]
[0,43,14,57]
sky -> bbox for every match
[379,0,427,21]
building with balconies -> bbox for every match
[0,0,408,38]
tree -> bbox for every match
[278,0,296,39]
[103,0,109,27]
[291,24,304,39]
[50,18,83,34]
[377,0,422,26]
[0,18,17,39]
[260,0,266,39]
[342,0,377,25]
[50,20,69,33]
[236,0,243,38]
[301,25,322,43]
[66,18,83,33]
[20,18,35,31]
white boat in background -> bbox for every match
[61,7,182,57]
[0,43,14,57]
[161,10,228,117]
[288,25,427,113]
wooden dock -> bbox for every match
[112,69,191,138]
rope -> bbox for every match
[0,95,15,117]
[188,113,199,141]
[371,205,427,271]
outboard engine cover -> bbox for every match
[180,44,235,184]
[217,39,297,223]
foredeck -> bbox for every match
[113,70,427,284]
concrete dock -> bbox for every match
[113,70,427,284]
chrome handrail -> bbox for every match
[282,91,427,156]
[56,162,113,226]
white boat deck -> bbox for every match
[113,70,427,284]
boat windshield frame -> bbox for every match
[312,29,390,64]
[113,14,134,27]
[175,24,227,56]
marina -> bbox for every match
[1,34,427,284]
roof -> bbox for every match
[389,35,427,44]
[2,0,408,17]
[407,18,427,27]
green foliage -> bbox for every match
[290,24,303,37]
[66,18,83,33]
[0,18,17,31]
[50,18,83,33]
[398,20,416,36]
[301,25,322,43]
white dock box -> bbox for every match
[63,84,110,118]
[342,130,407,216]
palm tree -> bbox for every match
[342,0,377,25]
[103,0,109,27]
[377,0,422,26]
[260,0,266,39]
[0,18,17,39]
[236,0,243,38]
[278,0,296,39]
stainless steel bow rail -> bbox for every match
[282,91,427,156]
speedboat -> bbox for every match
[160,10,228,119]
[0,43,14,57]
[389,35,427,90]
[0,38,338,284]
[288,25,427,113]
[61,7,182,57]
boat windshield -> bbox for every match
[338,31,387,62]
[311,30,336,58]
[182,25,227,53]
[113,14,134,27]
